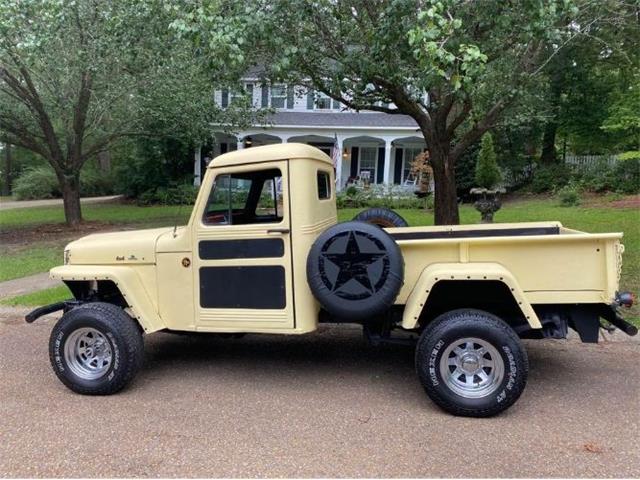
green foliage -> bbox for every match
[12,167,59,200]
[137,184,198,206]
[574,154,640,195]
[455,142,480,195]
[557,183,581,207]
[336,185,424,209]
[12,167,114,200]
[113,137,194,199]
[475,133,501,189]
[530,164,572,193]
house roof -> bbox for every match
[262,111,419,129]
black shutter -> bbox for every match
[377,147,385,184]
[221,89,229,108]
[286,86,294,109]
[306,88,314,109]
[220,143,228,154]
[261,85,269,107]
[394,148,403,184]
[350,147,359,178]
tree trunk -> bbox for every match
[430,146,460,225]
[540,121,558,163]
[58,173,82,227]
[2,143,11,196]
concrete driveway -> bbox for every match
[1,307,638,478]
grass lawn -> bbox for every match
[0,202,188,229]
[0,285,71,307]
[0,245,62,282]
[1,196,638,324]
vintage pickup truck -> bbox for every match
[28,143,636,417]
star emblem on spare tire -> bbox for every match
[320,231,389,299]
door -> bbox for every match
[194,161,295,331]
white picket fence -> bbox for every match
[565,154,619,170]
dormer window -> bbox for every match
[270,85,287,108]
[315,92,332,110]
[231,83,254,105]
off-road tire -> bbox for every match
[307,221,404,320]
[353,207,409,228]
[49,302,144,395]
[415,309,528,417]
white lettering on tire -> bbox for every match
[429,340,445,386]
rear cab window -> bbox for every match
[317,171,331,200]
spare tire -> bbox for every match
[353,207,409,228]
[306,221,404,320]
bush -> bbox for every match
[530,163,571,193]
[336,184,424,209]
[613,152,640,194]
[475,133,502,189]
[13,166,115,200]
[13,167,59,200]
[557,183,581,207]
[137,183,198,205]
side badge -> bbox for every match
[182,257,191,268]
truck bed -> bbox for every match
[388,221,623,307]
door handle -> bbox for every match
[267,228,290,234]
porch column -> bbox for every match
[383,139,392,184]
[335,136,344,191]
[236,139,244,150]
[193,146,202,187]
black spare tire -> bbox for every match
[307,221,404,320]
[353,207,409,228]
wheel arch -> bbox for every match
[401,263,541,330]
[51,265,165,333]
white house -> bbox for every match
[195,76,427,191]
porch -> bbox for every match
[196,130,428,192]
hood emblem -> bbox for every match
[116,256,124,261]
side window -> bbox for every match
[203,168,283,226]
[317,171,331,199]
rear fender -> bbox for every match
[401,263,541,330]
[50,265,164,333]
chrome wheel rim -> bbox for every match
[63,328,112,380]
[439,337,504,399]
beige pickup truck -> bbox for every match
[28,144,636,417]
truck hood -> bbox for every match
[65,227,173,265]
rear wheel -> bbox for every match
[415,309,528,417]
[49,302,144,395]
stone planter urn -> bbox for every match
[470,187,505,223]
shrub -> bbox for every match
[475,133,502,189]
[530,163,571,193]
[336,184,424,209]
[612,151,640,194]
[13,166,115,200]
[557,183,581,207]
[137,183,198,205]
[13,167,59,200]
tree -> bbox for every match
[175,0,587,224]
[0,0,255,226]
[602,74,640,150]
[538,2,640,161]
[475,133,501,189]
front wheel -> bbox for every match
[415,309,528,417]
[49,302,144,395]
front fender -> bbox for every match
[50,265,165,333]
[401,262,541,330]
